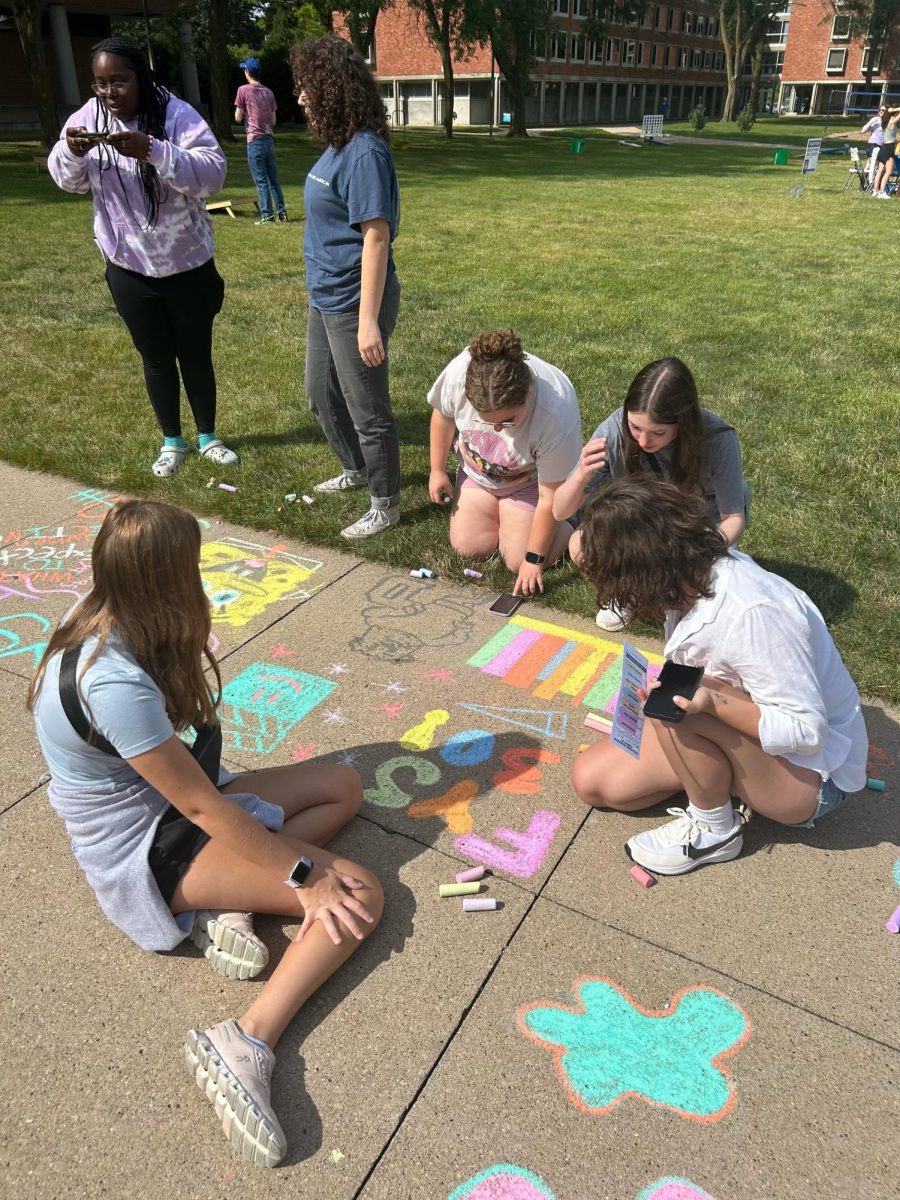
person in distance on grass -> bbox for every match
[234,56,288,226]
[553,356,747,630]
[428,329,582,596]
[291,36,402,541]
[48,38,239,479]
[572,476,867,876]
[28,499,382,1167]
[871,108,900,197]
[860,105,886,186]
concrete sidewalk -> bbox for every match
[1,463,896,1200]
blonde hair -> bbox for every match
[28,499,220,729]
[464,329,532,413]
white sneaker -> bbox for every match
[314,471,367,493]
[626,804,750,875]
[340,506,400,540]
[184,1018,287,1167]
[190,910,268,980]
[595,604,631,632]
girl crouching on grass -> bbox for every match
[572,477,867,876]
[428,330,582,596]
[553,357,747,630]
[28,499,382,1167]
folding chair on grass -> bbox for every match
[843,146,869,193]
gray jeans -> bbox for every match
[305,274,401,509]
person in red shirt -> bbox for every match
[234,57,287,224]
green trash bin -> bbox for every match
[773,148,789,165]
[570,137,585,154]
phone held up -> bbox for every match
[74,131,109,146]
[642,660,704,723]
[489,593,526,618]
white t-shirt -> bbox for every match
[427,348,582,495]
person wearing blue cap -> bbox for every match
[234,57,286,224]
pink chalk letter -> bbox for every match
[453,811,560,879]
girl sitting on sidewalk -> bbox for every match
[28,499,382,1167]
[572,476,867,875]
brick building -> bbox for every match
[361,0,729,127]
[779,0,900,115]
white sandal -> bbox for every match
[152,444,191,477]
[199,439,240,466]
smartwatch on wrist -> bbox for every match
[284,856,313,888]
[524,551,546,565]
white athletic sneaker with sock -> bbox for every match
[190,910,269,980]
[314,470,367,493]
[340,506,400,539]
[626,802,750,875]
[184,1018,287,1168]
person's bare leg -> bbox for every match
[497,499,571,572]
[222,762,362,848]
[449,483,501,558]
[568,527,583,565]
[572,719,682,811]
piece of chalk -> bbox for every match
[629,864,656,888]
[439,881,481,897]
[418,568,436,578]
[442,495,452,504]
[463,897,497,912]
[409,569,423,578]
[302,494,314,505]
[886,904,900,934]
[464,568,483,579]
[218,483,237,492]
[283,493,297,503]
[455,865,485,883]
[866,778,886,791]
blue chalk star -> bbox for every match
[518,977,750,1122]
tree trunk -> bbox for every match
[748,39,764,113]
[439,41,454,137]
[13,0,60,148]
[207,0,233,142]
[490,30,530,136]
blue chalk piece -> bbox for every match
[866,778,886,792]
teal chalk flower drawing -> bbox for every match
[517,977,751,1123]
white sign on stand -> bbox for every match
[802,137,822,175]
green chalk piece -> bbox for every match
[866,777,886,792]
[439,881,482,897]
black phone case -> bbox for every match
[642,664,703,723]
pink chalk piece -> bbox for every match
[464,568,483,579]
[454,811,561,879]
[244,559,266,569]
[463,897,498,912]
[302,495,314,505]
[885,904,900,934]
[217,483,237,492]
[630,864,656,888]
[456,865,486,883]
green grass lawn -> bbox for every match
[662,115,867,145]
[0,128,896,700]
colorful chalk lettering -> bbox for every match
[440,729,496,767]
[518,978,750,1122]
[363,755,442,808]
[493,747,561,795]
[454,811,561,879]
[200,538,323,627]
[218,664,336,754]
[408,779,479,834]
[0,612,52,666]
[468,615,663,714]
[448,1164,556,1200]
[400,709,451,752]
[636,1179,719,1200]
[457,702,568,740]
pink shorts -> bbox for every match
[457,466,539,512]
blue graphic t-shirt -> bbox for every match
[303,129,399,313]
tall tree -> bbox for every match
[407,1,471,137]
[831,0,900,90]
[336,2,391,57]
[207,0,234,140]
[10,0,60,147]
[718,0,782,122]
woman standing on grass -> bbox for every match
[573,476,867,876]
[291,36,401,541]
[428,330,582,596]
[872,108,900,197]
[552,357,747,630]
[28,499,382,1168]
[48,38,239,478]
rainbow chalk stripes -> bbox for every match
[468,616,663,713]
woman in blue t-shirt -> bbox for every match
[28,498,383,1169]
[291,36,401,540]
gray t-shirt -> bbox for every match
[586,406,744,524]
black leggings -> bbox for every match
[105,258,225,438]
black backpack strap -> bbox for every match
[59,645,121,758]
[190,720,223,786]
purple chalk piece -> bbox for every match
[455,865,486,884]
[464,568,483,579]
[463,897,497,912]
[886,904,900,934]
[218,483,237,493]
[302,495,314,505]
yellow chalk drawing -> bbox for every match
[408,779,479,835]
[399,708,451,752]
[200,538,323,628]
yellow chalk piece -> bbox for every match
[329,1149,346,1165]
[399,708,450,752]
[408,778,478,834]
[439,881,482,897]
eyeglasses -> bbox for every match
[494,419,518,427]
[91,81,133,96]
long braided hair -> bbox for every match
[91,37,170,228]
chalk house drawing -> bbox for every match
[349,575,481,662]
[200,539,323,627]
[218,663,336,754]
[518,977,750,1122]
[448,1163,556,1200]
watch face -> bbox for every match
[290,856,313,886]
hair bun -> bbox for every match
[468,329,524,363]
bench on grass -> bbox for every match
[205,195,259,218]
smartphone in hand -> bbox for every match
[74,131,108,146]
[642,661,704,723]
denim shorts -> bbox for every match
[787,776,848,829]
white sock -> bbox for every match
[688,800,735,837]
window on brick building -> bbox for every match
[531,30,547,60]
[654,6,664,29]
[826,47,847,72]
[571,33,586,62]
[623,39,636,66]
[651,42,661,66]
[637,41,646,64]
[667,8,676,32]
[704,49,713,68]
[573,0,589,14]
[666,45,675,67]
[692,48,702,68]
[641,7,653,27]
[715,50,725,70]
[709,17,718,37]
[553,0,569,14]
[861,46,882,73]
[550,31,568,60]
[681,11,692,34]
[607,37,621,64]
[589,38,604,64]
[831,15,851,40]
[695,14,706,36]
[680,46,689,68]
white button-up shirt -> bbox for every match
[664,551,867,792]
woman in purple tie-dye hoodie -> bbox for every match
[49,38,239,479]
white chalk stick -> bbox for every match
[463,898,497,912]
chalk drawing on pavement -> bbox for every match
[218,663,336,754]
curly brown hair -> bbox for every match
[465,330,532,413]
[290,36,388,149]
[578,476,727,620]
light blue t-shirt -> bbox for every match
[33,637,174,789]
[303,128,399,313]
